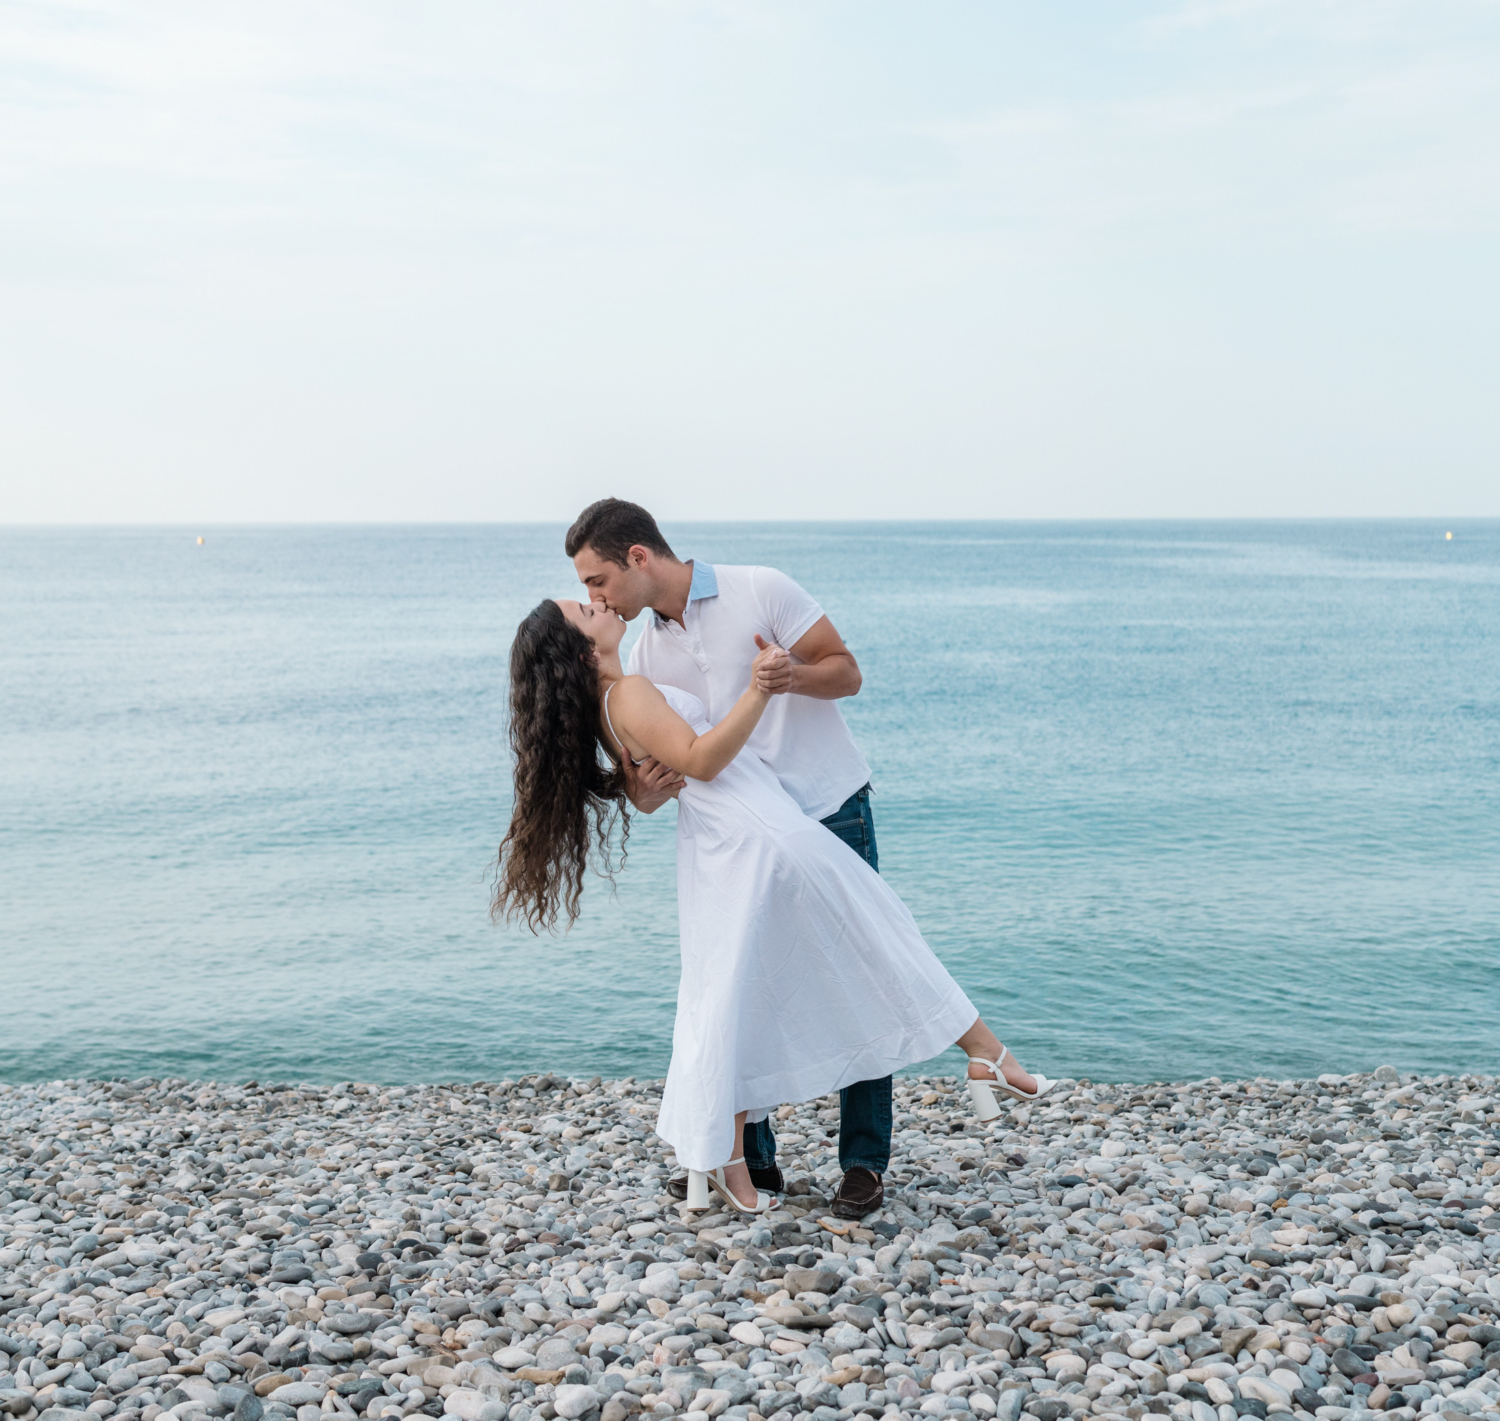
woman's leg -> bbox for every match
[957,1016,1037,1094]
[719,1111,759,1207]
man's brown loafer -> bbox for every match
[668,1162,785,1201]
[830,1166,884,1219]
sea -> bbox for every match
[3,522,1497,1088]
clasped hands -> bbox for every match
[751,634,793,695]
[623,636,791,813]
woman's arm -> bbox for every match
[608,664,774,782]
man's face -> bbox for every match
[573,544,653,620]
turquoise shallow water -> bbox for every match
[2,521,1497,1086]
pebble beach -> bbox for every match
[3,1070,1497,1421]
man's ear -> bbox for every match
[628,545,650,570]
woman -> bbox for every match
[495,598,1052,1215]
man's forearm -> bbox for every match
[788,654,861,700]
[622,757,685,813]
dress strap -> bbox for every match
[603,682,642,766]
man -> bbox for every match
[566,496,889,1220]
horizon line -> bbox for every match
[2,515,1495,530]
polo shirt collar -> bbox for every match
[652,559,716,628]
[687,559,718,601]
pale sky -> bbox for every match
[3,0,1497,523]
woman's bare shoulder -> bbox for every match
[612,674,661,702]
[608,675,666,721]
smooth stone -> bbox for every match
[233,1394,264,1421]
[268,1267,314,1284]
[1238,1378,1292,1411]
[637,1271,680,1301]
[533,1337,580,1370]
[552,1385,601,1420]
[783,1268,842,1297]
[996,1393,1026,1421]
[325,1313,378,1335]
[442,1390,490,1421]
[268,1384,326,1407]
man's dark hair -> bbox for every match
[564,498,677,567]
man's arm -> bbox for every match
[753,616,861,700]
[622,757,685,814]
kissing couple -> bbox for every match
[495,499,1054,1220]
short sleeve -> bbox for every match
[752,566,825,651]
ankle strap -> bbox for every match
[968,1045,1010,1073]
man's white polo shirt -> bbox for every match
[625,562,871,821]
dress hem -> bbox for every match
[654,993,975,1172]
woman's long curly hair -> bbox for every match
[493,599,629,933]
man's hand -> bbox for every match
[622,755,685,814]
[753,635,793,695]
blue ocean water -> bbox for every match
[2,522,1496,1087]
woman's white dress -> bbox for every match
[641,683,977,1173]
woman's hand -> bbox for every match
[752,636,791,695]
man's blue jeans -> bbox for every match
[742,784,893,1177]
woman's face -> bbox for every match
[558,598,627,658]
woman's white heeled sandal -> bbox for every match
[967,1045,1055,1122]
[712,1157,775,1215]
[685,1156,775,1215]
